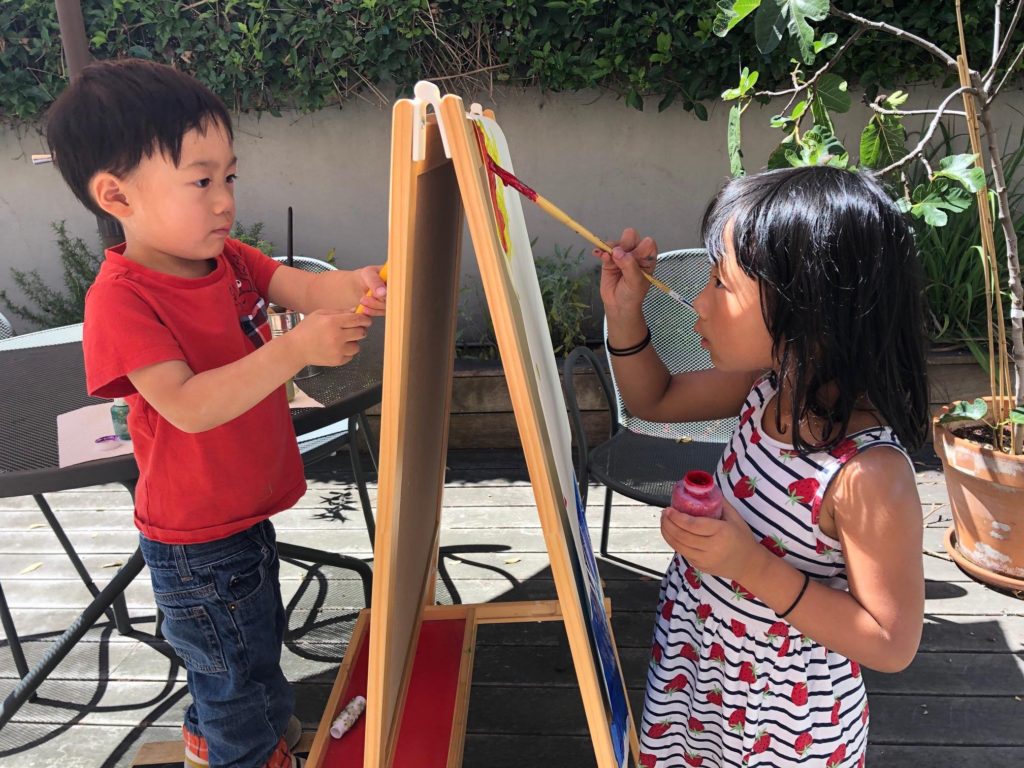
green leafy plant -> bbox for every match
[1,1,1007,125]
[910,125,1022,363]
[455,242,599,360]
[230,220,273,256]
[715,0,1024,453]
[0,221,103,329]
[535,244,599,356]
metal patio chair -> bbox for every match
[563,248,736,556]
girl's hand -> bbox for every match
[597,228,658,319]
[356,264,387,316]
[660,499,764,584]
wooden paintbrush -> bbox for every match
[485,159,693,311]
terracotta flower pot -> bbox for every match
[933,398,1024,591]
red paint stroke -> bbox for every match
[472,122,510,254]
[486,159,539,202]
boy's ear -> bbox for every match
[90,172,132,219]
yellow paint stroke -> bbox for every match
[477,121,514,264]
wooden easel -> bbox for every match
[306,83,638,768]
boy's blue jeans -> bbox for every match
[140,520,292,768]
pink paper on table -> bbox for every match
[56,387,322,468]
[57,403,134,468]
[290,384,324,409]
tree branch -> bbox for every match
[986,41,1024,106]
[830,6,959,71]
[867,95,966,118]
[877,87,977,175]
[756,28,865,100]
[992,0,1003,70]
[984,0,1024,87]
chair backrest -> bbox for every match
[604,248,737,443]
[273,255,337,273]
[0,322,83,351]
[0,310,12,340]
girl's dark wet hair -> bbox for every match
[46,58,233,219]
[702,165,929,452]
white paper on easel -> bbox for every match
[57,403,134,468]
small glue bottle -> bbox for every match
[110,398,131,441]
[670,470,722,519]
[329,695,366,739]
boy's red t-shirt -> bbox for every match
[83,238,306,544]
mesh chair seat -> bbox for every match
[563,248,737,556]
[0,311,12,340]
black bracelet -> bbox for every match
[778,572,810,619]
[606,328,652,357]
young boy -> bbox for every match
[46,59,386,768]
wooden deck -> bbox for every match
[0,448,1021,767]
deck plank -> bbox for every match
[0,449,1021,767]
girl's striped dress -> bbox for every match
[638,373,910,767]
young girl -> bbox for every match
[600,166,928,767]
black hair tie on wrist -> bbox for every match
[606,328,652,357]
[778,571,810,619]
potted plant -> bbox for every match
[713,0,1024,589]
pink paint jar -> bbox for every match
[671,470,723,519]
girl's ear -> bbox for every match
[90,172,132,219]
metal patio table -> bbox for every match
[0,325,384,728]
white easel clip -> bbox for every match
[412,80,451,162]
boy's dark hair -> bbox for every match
[46,58,233,218]
[702,165,929,452]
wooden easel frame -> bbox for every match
[306,84,638,768]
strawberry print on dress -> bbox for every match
[639,373,910,766]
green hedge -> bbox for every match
[0,1,1006,124]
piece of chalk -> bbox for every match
[329,695,366,739]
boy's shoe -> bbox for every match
[182,717,301,768]
[284,715,302,751]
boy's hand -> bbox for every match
[288,309,372,367]
[597,227,657,319]
[356,264,387,316]
[660,499,765,585]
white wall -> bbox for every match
[2,85,1022,332]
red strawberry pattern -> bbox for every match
[779,448,799,462]
[639,375,880,768]
[760,535,787,557]
[639,753,657,768]
[660,599,673,621]
[787,477,820,505]
[723,450,738,472]
[651,642,663,665]
[731,581,756,601]
[684,566,702,590]
[827,744,847,767]
[830,437,859,463]
[734,475,757,499]
[647,721,671,739]
[727,707,746,732]
[739,405,755,425]
[794,731,813,756]
[752,730,771,754]
[791,681,808,707]
[664,673,689,695]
